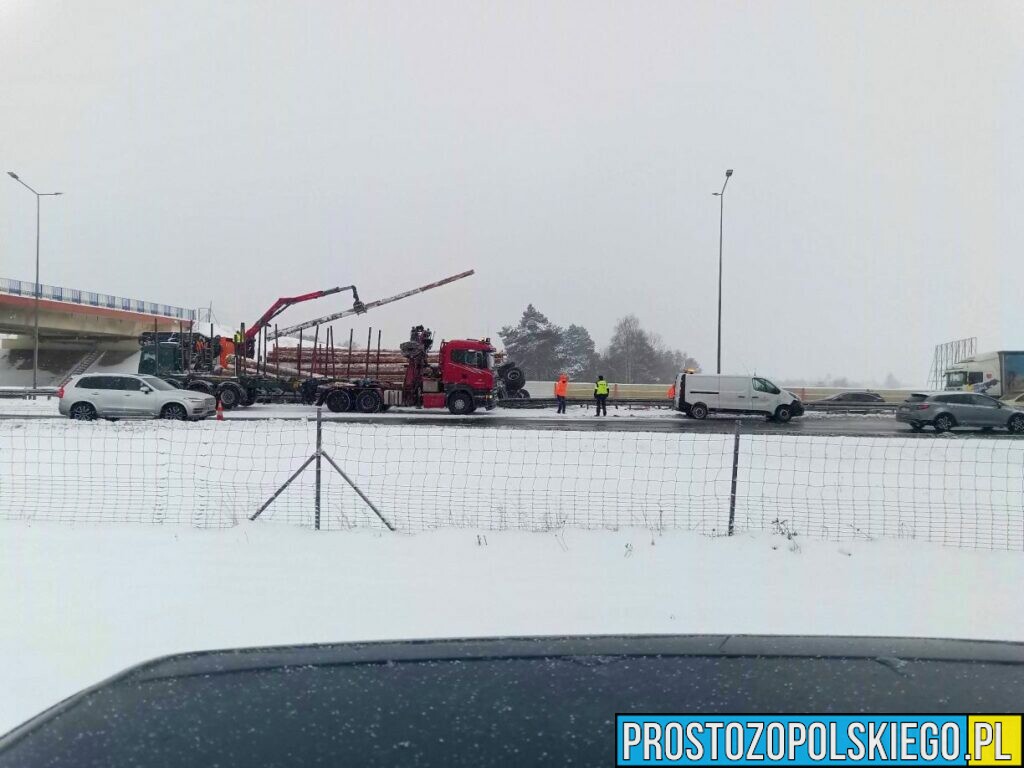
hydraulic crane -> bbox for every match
[138,269,477,409]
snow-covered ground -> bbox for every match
[0,521,1021,734]
[2,419,1021,549]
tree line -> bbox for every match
[498,305,699,384]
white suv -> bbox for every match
[58,374,216,421]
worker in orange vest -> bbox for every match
[554,373,569,414]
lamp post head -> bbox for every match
[725,169,734,177]
[7,172,18,180]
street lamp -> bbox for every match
[712,169,733,375]
[7,172,63,390]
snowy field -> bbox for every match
[0,419,1021,549]
[1,521,1022,734]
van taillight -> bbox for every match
[57,386,65,399]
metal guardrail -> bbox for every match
[498,398,899,413]
[0,388,57,399]
[0,277,210,323]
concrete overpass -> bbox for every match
[0,277,208,345]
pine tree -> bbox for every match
[498,305,564,380]
[556,324,598,380]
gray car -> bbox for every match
[896,391,1024,433]
[58,374,216,421]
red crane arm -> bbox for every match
[245,285,361,340]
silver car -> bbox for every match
[896,391,1024,434]
[58,374,216,421]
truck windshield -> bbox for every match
[945,372,967,388]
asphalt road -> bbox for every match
[2,404,1021,438]
[298,414,1019,437]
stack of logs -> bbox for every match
[261,347,437,382]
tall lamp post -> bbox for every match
[7,172,63,390]
[712,169,733,375]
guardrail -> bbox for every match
[498,398,899,413]
[0,388,57,399]
[0,278,210,323]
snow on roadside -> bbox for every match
[0,520,1021,734]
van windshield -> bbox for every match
[753,378,780,394]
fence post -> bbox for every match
[728,420,741,536]
[314,407,322,531]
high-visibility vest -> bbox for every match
[595,380,609,396]
[554,378,568,397]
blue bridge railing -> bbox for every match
[0,278,211,324]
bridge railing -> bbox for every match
[0,278,211,324]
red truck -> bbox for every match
[315,326,496,415]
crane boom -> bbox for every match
[268,269,475,340]
[246,285,362,341]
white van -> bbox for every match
[673,373,804,422]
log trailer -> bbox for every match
[137,270,506,413]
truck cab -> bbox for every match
[943,351,1024,399]
[433,339,496,414]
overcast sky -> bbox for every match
[2,1,1021,384]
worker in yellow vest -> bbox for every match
[594,375,609,416]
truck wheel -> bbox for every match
[187,381,213,395]
[515,389,531,399]
[447,391,475,415]
[356,390,382,413]
[242,387,257,407]
[502,366,525,389]
[774,404,793,423]
[325,389,352,413]
[217,384,243,410]
[689,402,708,420]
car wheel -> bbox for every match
[1008,414,1024,434]
[356,389,382,413]
[447,391,475,415]
[910,422,923,432]
[774,404,793,423]
[689,402,708,420]
[933,414,955,433]
[69,402,97,421]
[325,389,353,413]
[160,403,188,420]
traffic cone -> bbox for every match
[216,400,224,421]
